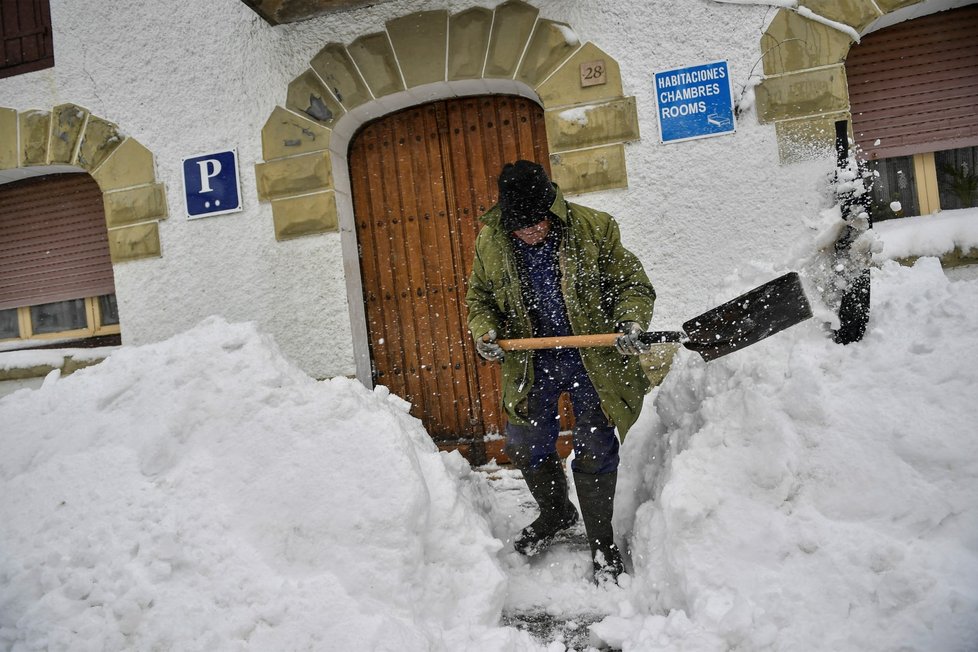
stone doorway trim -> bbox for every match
[255,0,639,387]
[254,0,641,241]
[752,0,974,163]
[0,104,167,262]
[254,0,643,385]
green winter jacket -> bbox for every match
[465,184,656,438]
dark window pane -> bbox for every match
[30,299,88,334]
[936,146,978,210]
[98,294,119,326]
[0,309,19,339]
[866,156,920,221]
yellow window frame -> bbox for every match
[912,152,941,216]
[1,296,120,343]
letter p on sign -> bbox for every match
[182,149,243,219]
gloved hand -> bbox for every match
[476,329,505,362]
[615,321,649,355]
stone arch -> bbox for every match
[753,0,965,163]
[0,104,167,261]
[254,0,640,241]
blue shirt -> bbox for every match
[511,227,572,339]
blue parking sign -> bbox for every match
[654,60,736,144]
[182,149,243,219]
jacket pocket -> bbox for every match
[494,273,513,314]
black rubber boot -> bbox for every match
[574,471,625,585]
[513,455,579,557]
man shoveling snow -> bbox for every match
[466,160,657,585]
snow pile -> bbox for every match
[874,207,978,260]
[3,261,978,651]
[609,258,978,650]
[0,318,526,651]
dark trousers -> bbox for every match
[504,349,620,475]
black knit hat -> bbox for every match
[497,160,557,232]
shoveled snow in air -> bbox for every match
[2,257,977,650]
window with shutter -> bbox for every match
[848,5,978,161]
[0,173,120,346]
[0,0,54,79]
[848,6,978,218]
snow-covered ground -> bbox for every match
[2,253,977,651]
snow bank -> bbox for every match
[4,260,978,651]
[610,258,978,650]
[875,207,978,260]
[0,318,531,651]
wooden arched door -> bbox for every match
[349,95,550,459]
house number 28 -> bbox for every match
[579,59,607,87]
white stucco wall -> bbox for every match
[0,0,834,379]
[552,1,830,315]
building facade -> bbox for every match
[1,0,975,450]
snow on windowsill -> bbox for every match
[0,343,118,372]
[874,207,978,261]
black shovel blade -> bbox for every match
[681,272,813,361]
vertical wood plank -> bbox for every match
[444,99,505,436]
[432,102,489,435]
[361,124,405,397]
[2,0,22,67]
[495,96,521,164]
[391,108,445,431]
[348,95,552,450]
[413,103,477,436]
[381,116,429,424]
[37,0,51,60]
[529,99,552,175]
[17,0,37,62]
[349,125,388,385]
[512,96,537,161]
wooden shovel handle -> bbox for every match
[496,333,620,351]
[493,331,683,351]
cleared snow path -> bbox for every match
[479,462,636,651]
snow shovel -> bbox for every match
[495,272,812,362]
